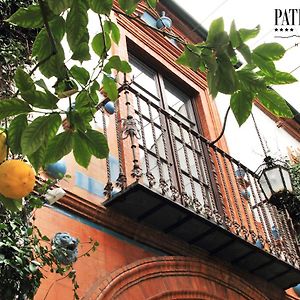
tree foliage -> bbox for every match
[0,179,99,300]
[1,0,296,175]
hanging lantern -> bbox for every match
[258,156,293,209]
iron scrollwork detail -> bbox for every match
[120,117,141,140]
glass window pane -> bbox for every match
[164,79,190,119]
[129,55,158,98]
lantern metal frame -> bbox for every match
[257,156,294,210]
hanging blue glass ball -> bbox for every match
[45,160,67,179]
[104,101,115,115]
[241,189,250,199]
[255,239,263,249]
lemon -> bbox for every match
[0,160,35,199]
[0,131,7,163]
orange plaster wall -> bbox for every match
[33,206,157,300]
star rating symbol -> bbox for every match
[275,28,278,31]
[280,28,284,32]
[290,28,294,32]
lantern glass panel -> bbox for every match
[265,167,285,193]
[281,168,293,192]
[259,173,272,199]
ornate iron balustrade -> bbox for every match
[101,82,300,270]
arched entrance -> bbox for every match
[87,256,271,300]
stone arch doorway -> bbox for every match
[87,256,270,300]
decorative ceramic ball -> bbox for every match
[235,168,246,178]
[156,11,172,29]
[293,284,300,296]
[45,160,67,179]
[255,239,263,249]
[104,101,115,115]
[241,189,251,199]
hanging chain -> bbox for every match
[251,113,268,157]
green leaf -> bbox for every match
[66,0,88,52]
[82,129,109,159]
[35,79,48,90]
[176,46,203,71]
[32,16,66,79]
[102,74,118,101]
[118,0,140,14]
[55,79,78,98]
[21,113,61,155]
[207,18,224,42]
[21,90,59,109]
[0,99,32,120]
[239,25,260,42]
[201,49,217,72]
[237,43,252,64]
[29,263,39,273]
[257,89,294,118]
[39,44,67,79]
[252,52,275,76]
[230,90,253,126]
[206,18,229,52]
[75,90,90,108]
[207,70,218,99]
[229,21,242,48]
[146,0,157,8]
[73,132,91,168]
[8,115,28,154]
[42,235,50,241]
[104,56,132,73]
[14,68,35,92]
[91,80,100,93]
[47,0,73,15]
[92,32,111,57]
[45,131,74,164]
[89,0,113,14]
[237,69,266,92]
[32,16,65,59]
[70,66,90,85]
[215,54,238,94]
[6,4,43,28]
[253,43,285,61]
[0,195,22,212]
[264,71,298,85]
[27,144,47,172]
[69,109,91,131]
[110,22,120,45]
[71,42,91,62]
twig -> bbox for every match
[38,0,57,55]
[210,105,230,145]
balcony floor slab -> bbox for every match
[103,183,300,289]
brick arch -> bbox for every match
[89,256,269,300]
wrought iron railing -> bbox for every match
[101,82,300,268]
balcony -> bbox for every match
[100,81,300,289]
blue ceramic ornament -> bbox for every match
[45,160,67,179]
[104,101,115,115]
[156,11,172,29]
